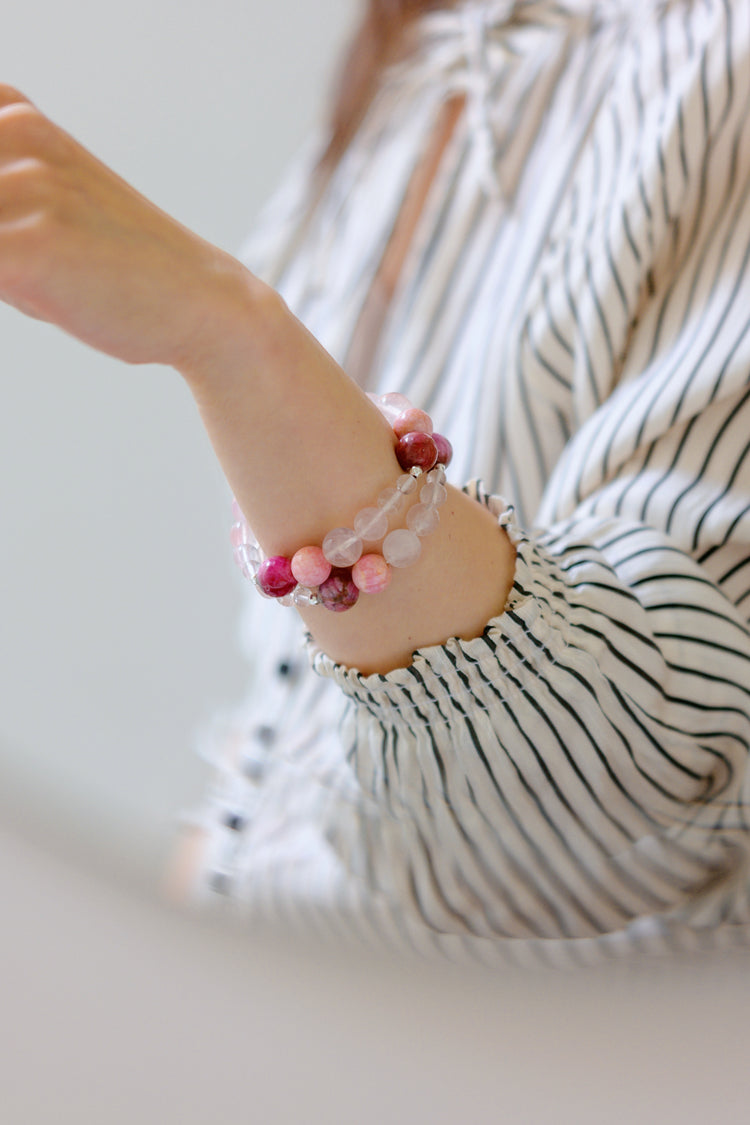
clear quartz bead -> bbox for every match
[407,503,440,536]
[277,593,296,607]
[420,480,448,506]
[377,487,406,515]
[425,466,446,485]
[293,586,321,608]
[383,528,422,568]
[396,472,419,495]
[235,543,262,579]
[354,506,389,541]
[322,527,363,567]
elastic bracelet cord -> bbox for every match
[230,392,453,614]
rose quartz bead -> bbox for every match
[396,472,419,495]
[377,392,411,424]
[353,506,389,541]
[420,479,448,506]
[395,432,438,473]
[407,503,440,536]
[352,553,392,594]
[291,545,331,588]
[392,408,433,439]
[433,433,453,467]
[382,528,422,568]
[257,556,297,598]
[319,568,360,612]
[377,486,406,515]
[322,527,363,567]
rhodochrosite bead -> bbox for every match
[395,431,438,472]
[291,545,331,587]
[319,569,360,612]
[352,553,391,594]
[257,556,297,597]
[392,408,433,439]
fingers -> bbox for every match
[0,84,33,111]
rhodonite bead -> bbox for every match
[382,528,422,567]
[392,408,433,439]
[291,545,331,587]
[352,553,392,594]
[407,503,440,536]
[322,527,363,567]
[353,506,389,541]
[257,555,297,598]
[395,431,438,473]
[319,568,360,612]
[433,433,453,466]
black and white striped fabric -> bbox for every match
[190,0,750,965]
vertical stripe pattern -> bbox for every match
[189,0,750,966]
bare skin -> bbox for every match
[0,85,516,677]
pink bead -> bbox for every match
[392,408,433,440]
[257,555,297,598]
[319,568,360,612]
[322,527,363,567]
[291,545,331,588]
[382,528,422,568]
[377,392,412,424]
[230,523,245,549]
[407,503,440,536]
[433,433,453,467]
[352,553,392,594]
[395,432,438,473]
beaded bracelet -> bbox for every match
[230,392,453,613]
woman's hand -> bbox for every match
[0,84,246,367]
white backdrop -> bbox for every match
[0,0,355,878]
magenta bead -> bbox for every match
[433,433,453,467]
[352,553,392,594]
[395,431,438,473]
[392,408,433,440]
[291,545,331,588]
[257,555,297,598]
[318,568,360,612]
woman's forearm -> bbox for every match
[177,266,516,674]
[0,84,515,674]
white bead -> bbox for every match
[322,527,363,567]
[383,528,422,568]
[420,480,447,506]
[377,487,406,515]
[396,473,419,495]
[407,503,440,536]
[354,506,389,541]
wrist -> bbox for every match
[170,253,283,394]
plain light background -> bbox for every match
[0,0,356,878]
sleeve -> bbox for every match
[306,2,750,950]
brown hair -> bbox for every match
[322,0,458,169]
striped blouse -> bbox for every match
[191,0,750,966]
